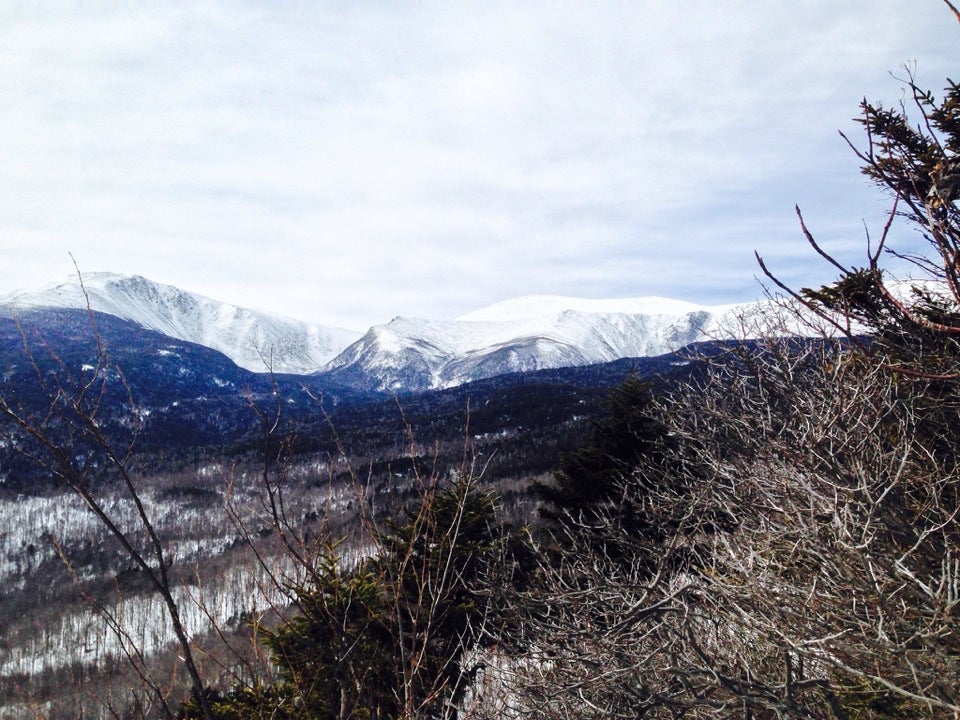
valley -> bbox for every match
[0,282,708,717]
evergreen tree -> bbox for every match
[376,480,500,717]
[535,375,724,572]
[536,377,674,527]
[261,553,397,720]
[181,478,503,720]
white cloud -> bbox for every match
[0,1,955,329]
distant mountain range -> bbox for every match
[322,295,767,392]
[0,273,778,392]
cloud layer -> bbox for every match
[0,2,955,329]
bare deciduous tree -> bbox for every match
[508,19,960,718]
[0,269,217,720]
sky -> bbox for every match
[0,2,956,331]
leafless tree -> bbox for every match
[0,269,217,720]
[508,322,959,717]
[507,15,960,717]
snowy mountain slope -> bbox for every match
[0,273,361,374]
[0,274,813,391]
[321,295,779,392]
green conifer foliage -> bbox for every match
[537,376,672,522]
[181,478,502,720]
[262,553,396,719]
[377,480,500,717]
[535,375,727,572]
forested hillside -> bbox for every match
[0,313,706,718]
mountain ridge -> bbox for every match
[0,272,361,375]
[1,273,787,392]
[320,299,764,392]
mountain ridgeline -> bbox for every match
[1,273,768,391]
[0,274,753,491]
[0,273,360,375]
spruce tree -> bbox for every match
[180,478,503,720]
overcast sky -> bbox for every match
[0,2,956,330]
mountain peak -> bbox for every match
[1,273,779,390]
[1,273,361,374]
[325,295,766,392]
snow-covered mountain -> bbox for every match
[0,273,360,374]
[321,294,777,392]
[0,274,806,391]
